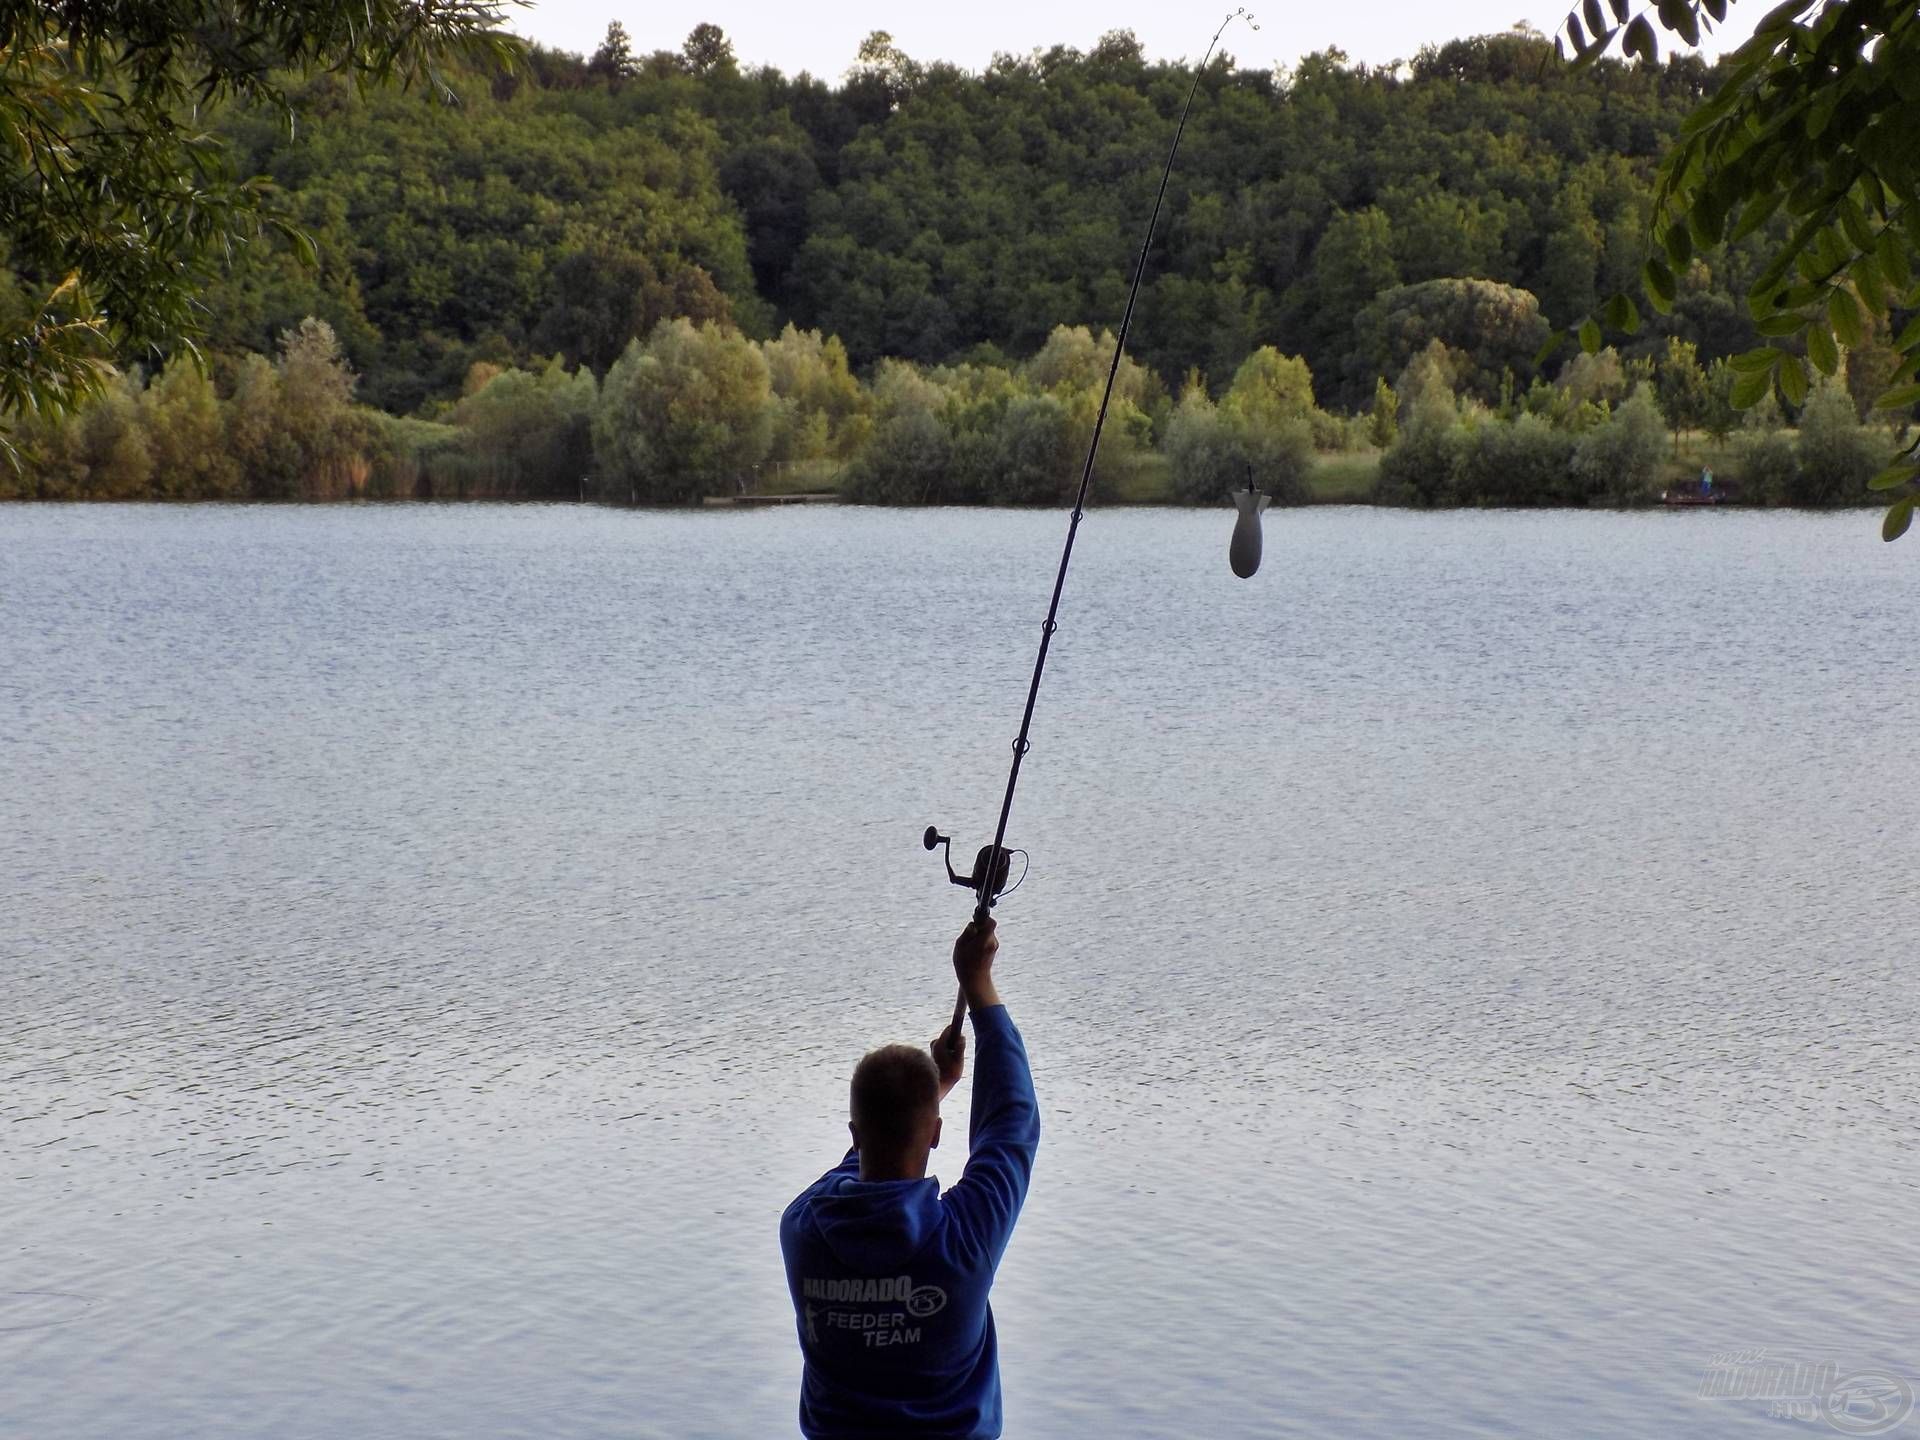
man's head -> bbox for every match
[849,1043,942,1180]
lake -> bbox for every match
[3,503,1917,1439]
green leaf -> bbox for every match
[1731,365,1774,409]
[1883,496,1913,542]
[1745,0,1804,41]
[1664,222,1693,269]
[1645,257,1677,311]
[1578,316,1603,353]
[1839,197,1876,251]
[1828,288,1866,348]
[1729,187,1786,242]
[1875,383,1920,411]
[1756,313,1806,338]
[1583,0,1607,40]
[1877,231,1914,292]
[1604,292,1641,334]
[1730,347,1784,374]
[1807,322,1839,376]
[1896,314,1920,353]
[1778,354,1809,407]
[1868,462,1919,492]
[1852,254,1887,316]
[1623,14,1658,62]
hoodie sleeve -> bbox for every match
[944,1003,1039,1265]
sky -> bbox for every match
[506,0,1761,80]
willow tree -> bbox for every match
[1556,0,1920,536]
[0,2,518,452]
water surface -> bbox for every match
[3,504,1916,1438]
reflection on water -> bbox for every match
[3,504,1917,1439]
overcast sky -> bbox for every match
[507,1,1759,79]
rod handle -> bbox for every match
[946,984,968,1047]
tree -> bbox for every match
[239,316,366,498]
[1023,326,1150,408]
[1654,337,1712,448]
[1222,348,1316,431]
[682,23,736,76]
[592,319,773,503]
[1368,379,1399,449]
[141,361,239,498]
[0,1,518,448]
[587,22,638,83]
[534,249,733,379]
[761,324,864,461]
[1354,279,1551,408]
[1293,207,1400,407]
[1701,358,1741,443]
[1556,0,1920,537]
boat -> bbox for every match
[1662,467,1725,506]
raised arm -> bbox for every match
[943,919,1040,1264]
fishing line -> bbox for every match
[932,8,1263,1045]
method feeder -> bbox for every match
[931,10,1267,1044]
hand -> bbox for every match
[952,916,1000,1012]
[931,1028,966,1098]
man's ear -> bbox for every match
[930,1116,942,1151]
[848,1120,860,1151]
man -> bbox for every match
[780,917,1039,1439]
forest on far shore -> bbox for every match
[3,21,1914,507]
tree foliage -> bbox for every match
[0,0,519,448]
[592,318,772,503]
[1557,0,1920,536]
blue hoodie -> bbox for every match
[780,1004,1039,1439]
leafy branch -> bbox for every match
[1551,0,1920,538]
[0,2,524,443]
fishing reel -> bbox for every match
[923,826,1022,904]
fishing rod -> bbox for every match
[930,9,1267,1045]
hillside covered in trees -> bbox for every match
[4,21,1911,505]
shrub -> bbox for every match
[842,406,952,504]
[1162,386,1248,503]
[142,363,241,498]
[1737,429,1801,504]
[1375,342,1465,505]
[1243,416,1313,503]
[1571,385,1666,505]
[452,358,597,498]
[592,318,772,503]
[1308,406,1351,451]
[1454,411,1578,505]
[1375,417,1461,506]
[1793,377,1879,506]
[987,392,1076,505]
